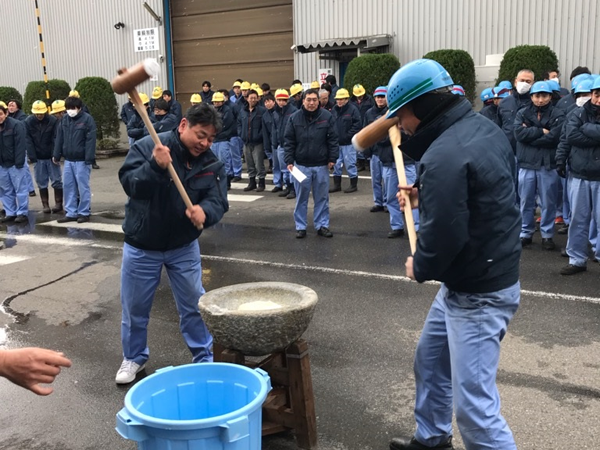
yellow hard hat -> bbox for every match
[0,101,7,109]
[275,88,290,100]
[151,86,163,99]
[250,83,260,91]
[69,90,80,98]
[311,81,320,89]
[352,84,366,97]
[50,100,65,114]
[335,88,350,99]
[255,87,263,97]
[190,93,202,104]
[139,93,150,104]
[241,81,251,90]
[212,92,225,102]
[31,100,48,114]
[290,83,303,96]
[233,81,242,88]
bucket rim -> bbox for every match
[123,362,270,430]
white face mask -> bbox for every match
[576,97,591,107]
[516,82,532,95]
[549,77,560,85]
[66,109,78,118]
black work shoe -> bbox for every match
[560,264,587,276]
[92,163,100,169]
[77,215,90,223]
[388,229,405,239]
[370,205,384,212]
[561,247,568,257]
[271,186,283,193]
[286,191,296,199]
[520,237,533,247]
[390,436,453,450]
[317,227,333,238]
[557,224,569,235]
[57,216,78,223]
[1,215,16,223]
[14,215,28,224]
[542,238,556,250]
[296,230,306,239]
[231,176,242,183]
[29,191,36,197]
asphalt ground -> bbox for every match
[0,156,598,450]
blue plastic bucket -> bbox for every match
[116,363,271,449]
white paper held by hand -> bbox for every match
[290,166,307,182]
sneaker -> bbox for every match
[542,238,556,250]
[115,359,146,384]
[317,227,333,238]
[557,224,569,235]
[560,264,586,276]
[296,230,306,239]
[77,215,90,223]
[555,216,564,224]
[520,237,533,247]
[388,229,405,239]
[57,216,78,223]
[14,215,28,224]
[370,205,384,212]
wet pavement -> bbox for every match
[0,156,599,449]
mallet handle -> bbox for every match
[352,115,400,151]
[388,126,417,255]
[127,89,202,229]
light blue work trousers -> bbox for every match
[229,136,243,178]
[120,241,213,365]
[518,167,559,239]
[383,163,419,231]
[414,282,520,450]
[293,164,330,231]
[275,146,290,187]
[333,144,357,178]
[212,141,232,178]
[34,159,63,189]
[63,160,91,218]
[566,176,600,266]
[0,166,29,216]
[370,154,385,207]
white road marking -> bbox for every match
[38,221,124,233]
[0,254,30,265]
[2,233,599,306]
[227,194,262,202]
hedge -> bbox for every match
[343,53,401,96]
[74,77,120,139]
[0,87,23,106]
[497,45,559,83]
[423,49,476,102]
[23,79,71,115]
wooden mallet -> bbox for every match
[352,115,418,255]
[111,59,202,229]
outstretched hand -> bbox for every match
[0,348,72,396]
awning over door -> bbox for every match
[295,34,391,53]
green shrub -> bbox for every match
[343,53,401,96]
[423,49,476,102]
[74,77,120,140]
[0,87,23,105]
[23,79,71,115]
[497,45,559,83]
[96,138,121,150]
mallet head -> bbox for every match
[111,58,160,95]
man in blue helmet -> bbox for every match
[555,67,593,113]
[385,59,521,450]
[479,87,498,125]
[498,69,535,151]
[514,81,565,250]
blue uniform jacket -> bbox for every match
[363,105,390,160]
[410,98,521,293]
[214,104,236,143]
[0,117,27,168]
[148,112,179,135]
[119,130,229,251]
[237,104,266,145]
[272,102,297,149]
[565,101,600,181]
[53,111,96,164]
[332,102,361,145]
[283,106,339,167]
[25,114,58,161]
[200,90,214,105]
[168,100,183,122]
[351,95,374,121]
[120,102,135,125]
[262,108,276,152]
[514,102,565,170]
[498,90,532,151]
[479,104,501,127]
[127,109,155,142]
[9,110,26,121]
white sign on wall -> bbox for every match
[134,28,159,52]
[319,68,332,84]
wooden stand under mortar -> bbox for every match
[214,339,317,449]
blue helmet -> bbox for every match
[546,80,561,92]
[530,81,552,95]
[498,80,513,90]
[592,77,600,91]
[386,59,454,119]
[571,73,593,92]
[451,85,465,96]
[493,86,511,99]
[480,87,493,103]
[574,79,594,94]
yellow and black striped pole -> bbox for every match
[34,0,51,111]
